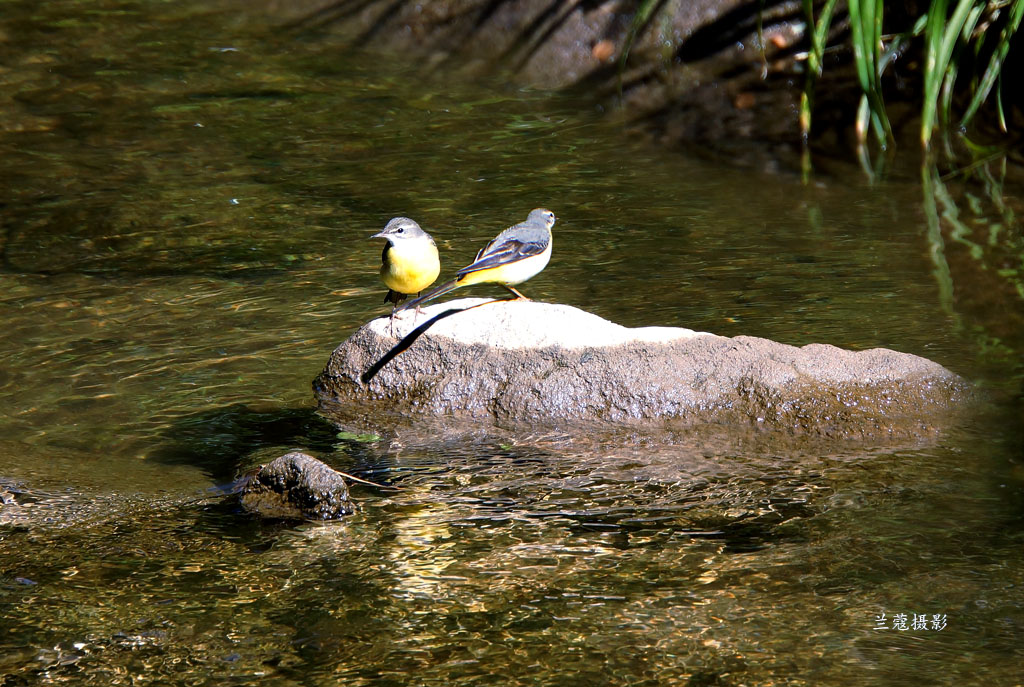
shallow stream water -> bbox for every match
[2,1,1023,685]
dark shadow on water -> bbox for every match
[183,496,311,551]
[148,404,343,482]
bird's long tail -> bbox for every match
[393,278,461,313]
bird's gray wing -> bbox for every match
[459,226,548,277]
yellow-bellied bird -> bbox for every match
[371,217,441,315]
[395,208,554,312]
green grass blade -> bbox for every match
[922,0,948,146]
[869,0,893,145]
[922,0,979,147]
[856,93,870,148]
[800,0,839,138]
[849,0,893,147]
[848,0,873,96]
[616,0,664,97]
[940,62,957,129]
[960,0,1024,127]
[996,72,1007,132]
[806,0,839,76]
[939,1,981,124]
[878,14,926,72]
[800,89,812,139]
[870,0,884,90]
[618,0,662,71]
[939,5,984,128]
[800,0,815,137]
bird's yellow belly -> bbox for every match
[458,242,552,286]
[381,242,440,295]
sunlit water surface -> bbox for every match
[2,1,1022,685]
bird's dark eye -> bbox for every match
[396,227,404,233]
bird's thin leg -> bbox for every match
[503,285,529,300]
[388,307,402,337]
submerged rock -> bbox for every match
[239,452,354,520]
[313,299,971,439]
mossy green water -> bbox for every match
[1,1,1022,685]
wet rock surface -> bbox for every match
[274,0,825,166]
[239,452,354,520]
[245,0,1021,167]
[313,298,972,440]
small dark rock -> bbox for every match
[239,452,354,520]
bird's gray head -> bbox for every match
[371,217,426,241]
[527,208,556,229]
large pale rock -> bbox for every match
[313,299,971,439]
